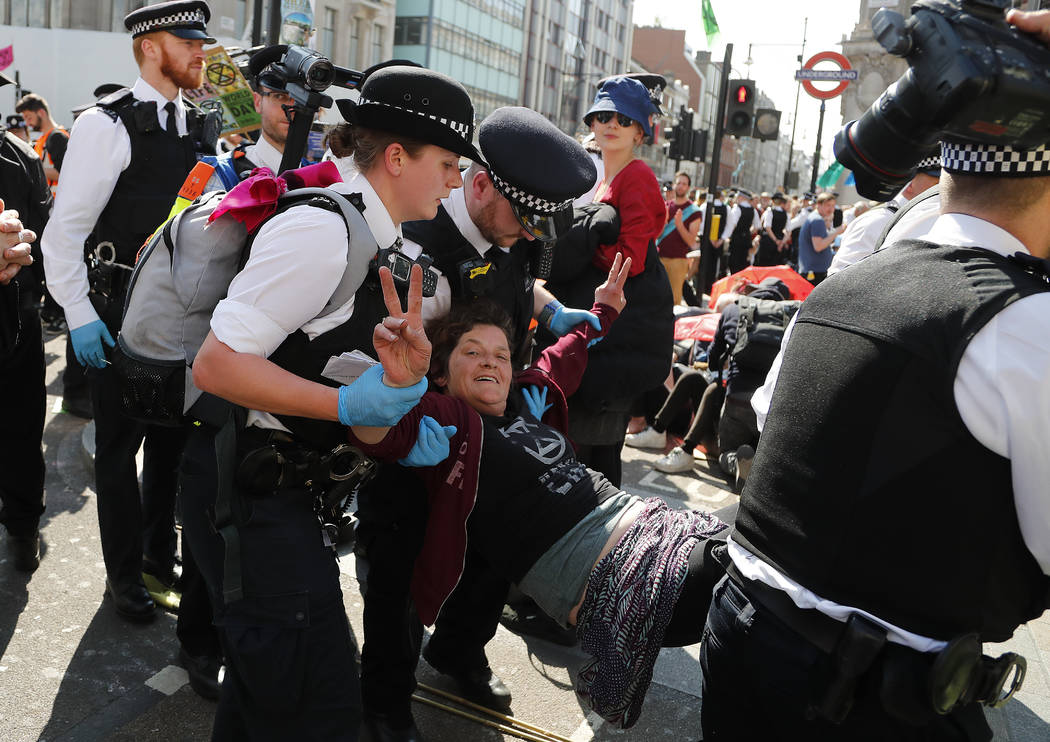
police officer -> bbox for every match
[755,191,789,266]
[40,0,219,621]
[187,64,483,740]
[356,105,598,742]
[701,16,1050,736]
[0,122,51,573]
[723,188,761,274]
[697,187,728,295]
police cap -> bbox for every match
[124,0,215,44]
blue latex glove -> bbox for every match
[399,415,457,467]
[547,302,601,338]
[70,319,115,369]
[521,385,552,420]
[338,363,428,427]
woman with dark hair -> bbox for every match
[349,255,728,729]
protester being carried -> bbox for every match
[347,254,728,729]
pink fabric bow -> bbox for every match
[208,160,343,233]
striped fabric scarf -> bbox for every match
[575,498,727,728]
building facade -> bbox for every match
[520,0,634,135]
[393,0,527,121]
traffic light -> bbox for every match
[690,129,708,161]
[663,124,683,160]
[752,108,781,141]
[725,79,756,137]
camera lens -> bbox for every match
[303,57,335,92]
[833,70,939,200]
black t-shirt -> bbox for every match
[471,402,621,583]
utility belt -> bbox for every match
[86,240,135,318]
[723,561,1026,725]
[235,426,378,550]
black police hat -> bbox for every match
[336,65,483,164]
[93,83,125,98]
[596,72,667,114]
[0,72,13,88]
[125,0,215,44]
[478,106,597,218]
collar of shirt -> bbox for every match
[245,136,283,174]
[442,186,492,258]
[923,213,1030,260]
[131,77,186,135]
[332,170,402,249]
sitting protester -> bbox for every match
[348,255,728,729]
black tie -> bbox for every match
[163,101,178,137]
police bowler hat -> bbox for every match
[583,76,658,137]
[337,65,483,164]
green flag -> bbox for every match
[702,0,720,47]
[816,160,846,189]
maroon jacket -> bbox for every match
[348,303,618,624]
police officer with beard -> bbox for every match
[38,0,222,693]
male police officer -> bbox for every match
[39,0,219,629]
[700,10,1050,738]
[356,106,598,742]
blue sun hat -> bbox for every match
[583,76,659,137]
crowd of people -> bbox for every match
[2,1,1050,741]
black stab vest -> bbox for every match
[92,91,203,264]
[261,197,390,451]
[769,208,787,239]
[711,202,728,241]
[734,240,1050,642]
[403,205,535,355]
[730,205,755,245]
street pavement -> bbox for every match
[2,330,1048,741]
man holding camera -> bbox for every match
[38,0,221,689]
[700,6,1050,740]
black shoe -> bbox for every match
[500,601,577,647]
[422,644,512,712]
[361,713,425,742]
[9,530,41,573]
[178,647,222,701]
[735,445,755,493]
[61,394,93,419]
[105,579,156,622]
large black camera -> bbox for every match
[834,0,1050,200]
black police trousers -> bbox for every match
[699,575,992,741]
[0,294,45,539]
[356,464,507,724]
[180,426,361,741]
[90,295,183,586]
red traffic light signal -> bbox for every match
[725,79,756,137]
[735,85,751,104]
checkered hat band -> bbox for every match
[915,155,941,171]
[358,97,473,139]
[489,170,571,215]
[941,142,1050,176]
[129,9,206,36]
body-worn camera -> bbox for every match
[370,247,439,297]
[834,0,1050,200]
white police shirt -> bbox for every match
[210,169,406,430]
[401,186,512,327]
[741,212,1050,651]
[722,199,762,238]
[40,77,188,330]
[827,191,910,275]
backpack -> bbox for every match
[731,295,801,373]
[111,184,378,427]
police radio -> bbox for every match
[370,247,439,297]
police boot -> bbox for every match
[422,643,512,712]
[8,529,41,573]
[362,712,425,742]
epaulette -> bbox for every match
[95,87,135,121]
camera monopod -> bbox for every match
[247,44,364,174]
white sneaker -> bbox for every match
[624,427,666,449]
[654,446,695,473]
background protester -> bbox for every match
[657,171,703,305]
[797,192,846,285]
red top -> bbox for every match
[658,200,703,259]
[594,158,665,277]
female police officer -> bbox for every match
[184,65,483,740]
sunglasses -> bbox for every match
[593,110,636,128]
